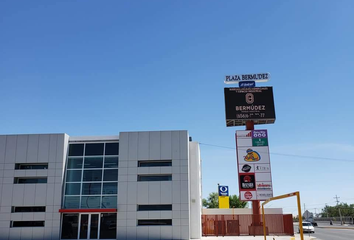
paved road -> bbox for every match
[312,227,354,240]
[292,226,354,240]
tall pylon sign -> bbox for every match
[223,72,276,233]
[218,185,230,209]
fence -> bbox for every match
[202,214,294,236]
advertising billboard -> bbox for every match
[224,87,276,127]
[236,130,273,201]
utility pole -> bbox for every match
[334,195,343,225]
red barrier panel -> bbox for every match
[202,214,293,236]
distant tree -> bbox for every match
[203,192,219,208]
[229,194,248,208]
[321,203,354,217]
[202,192,248,209]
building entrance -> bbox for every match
[61,213,116,239]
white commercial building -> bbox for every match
[0,130,202,240]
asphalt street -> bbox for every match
[311,227,354,240]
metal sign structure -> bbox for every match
[236,130,273,201]
[224,87,276,127]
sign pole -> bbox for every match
[246,121,262,229]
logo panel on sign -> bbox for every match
[218,185,229,196]
[239,164,254,173]
[238,147,270,164]
[239,174,256,190]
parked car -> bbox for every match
[298,222,315,233]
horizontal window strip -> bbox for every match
[11,221,45,228]
[12,206,46,213]
[137,219,172,226]
[14,177,47,184]
[137,174,172,182]
[137,205,172,211]
[15,163,48,170]
[138,160,172,167]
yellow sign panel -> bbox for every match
[218,196,230,209]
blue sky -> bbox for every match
[1,0,354,214]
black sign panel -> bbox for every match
[224,87,276,127]
[239,174,256,190]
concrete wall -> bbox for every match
[202,208,283,215]
[189,142,201,239]
[117,131,190,240]
[0,134,68,240]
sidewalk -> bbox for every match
[201,235,317,240]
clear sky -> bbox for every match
[1,0,354,215]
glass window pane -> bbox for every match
[138,161,172,167]
[85,143,104,156]
[104,157,118,168]
[138,204,172,211]
[84,157,103,168]
[101,196,117,208]
[66,170,82,182]
[81,196,101,209]
[103,169,118,181]
[90,214,99,239]
[82,183,101,195]
[79,214,88,239]
[83,170,102,182]
[69,144,84,156]
[64,196,80,209]
[100,213,116,239]
[137,175,172,181]
[105,143,119,155]
[67,158,83,169]
[61,214,79,239]
[102,183,117,194]
[65,183,81,195]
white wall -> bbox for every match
[0,134,68,240]
[118,131,190,240]
[189,142,201,239]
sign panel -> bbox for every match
[219,196,230,208]
[218,185,229,196]
[236,130,273,200]
[224,87,276,127]
[239,81,255,88]
[225,73,270,84]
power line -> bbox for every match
[199,142,354,163]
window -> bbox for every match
[137,175,172,182]
[11,221,45,228]
[137,205,172,211]
[105,143,119,155]
[66,170,82,182]
[64,142,119,209]
[15,163,48,170]
[61,214,79,239]
[67,158,83,169]
[69,144,84,156]
[11,206,45,213]
[85,143,104,156]
[83,170,102,181]
[138,160,172,167]
[82,183,101,195]
[84,157,103,168]
[103,169,118,181]
[100,213,116,239]
[65,183,81,195]
[14,177,47,184]
[137,219,172,226]
[104,157,118,168]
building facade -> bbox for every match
[0,130,202,240]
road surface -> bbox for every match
[293,225,354,240]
